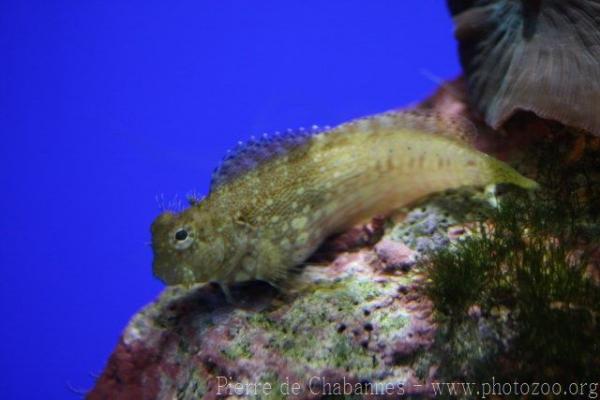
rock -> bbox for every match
[374,238,417,272]
[89,246,440,398]
[89,183,493,399]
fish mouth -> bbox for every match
[152,259,187,286]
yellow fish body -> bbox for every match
[151,110,537,289]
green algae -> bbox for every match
[176,368,207,399]
[425,137,600,381]
[247,312,274,330]
[221,331,253,360]
[391,188,493,252]
[243,277,386,376]
[371,310,408,337]
[252,372,286,400]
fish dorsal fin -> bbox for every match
[210,126,324,191]
[210,110,477,191]
[339,109,478,145]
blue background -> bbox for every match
[0,1,459,398]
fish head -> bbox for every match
[151,202,230,285]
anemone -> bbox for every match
[448,0,600,136]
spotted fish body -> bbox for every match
[151,110,538,288]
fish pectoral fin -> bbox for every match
[258,262,290,287]
[268,264,291,286]
[255,240,294,287]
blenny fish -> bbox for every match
[151,110,537,292]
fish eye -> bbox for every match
[175,229,188,241]
[172,227,194,250]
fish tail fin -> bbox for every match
[486,156,540,190]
